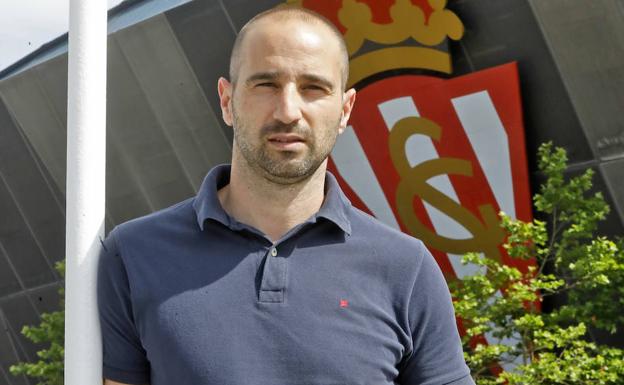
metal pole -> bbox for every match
[65,0,107,383]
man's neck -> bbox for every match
[218,158,327,243]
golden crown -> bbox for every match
[285,0,464,87]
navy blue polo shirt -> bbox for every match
[97,164,473,385]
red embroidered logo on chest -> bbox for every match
[339,299,349,308]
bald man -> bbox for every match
[98,6,474,385]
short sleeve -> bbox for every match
[397,244,474,385]
[97,229,150,384]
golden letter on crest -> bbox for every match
[388,117,505,263]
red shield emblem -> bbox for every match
[328,63,533,280]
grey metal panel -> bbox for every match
[105,138,154,227]
[165,0,240,145]
[601,158,624,225]
[529,0,624,161]
[0,105,58,288]
[0,295,40,364]
[0,66,67,192]
[107,36,196,212]
[0,361,12,385]
[27,283,62,316]
[0,178,56,289]
[0,315,28,385]
[0,100,65,272]
[0,103,29,296]
[532,164,624,238]
[32,55,68,131]
[0,252,20,298]
[0,369,11,385]
[447,0,594,167]
[590,167,624,238]
[114,14,231,191]
[217,0,282,31]
[102,34,176,227]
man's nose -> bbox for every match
[273,84,303,124]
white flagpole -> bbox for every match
[65,0,107,383]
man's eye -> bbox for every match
[256,82,277,88]
[303,84,324,91]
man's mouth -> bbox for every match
[267,134,306,150]
[267,134,305,143]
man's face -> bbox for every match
[218,19,356,183]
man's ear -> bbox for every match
[218,77,233,126]
[338,88,357,134]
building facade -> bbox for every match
[0,0,623,383]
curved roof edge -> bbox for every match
[0,0,191,81]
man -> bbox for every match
[98,6,474,385]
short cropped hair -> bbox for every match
[229,6,350,90]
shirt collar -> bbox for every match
[192,164,352,235]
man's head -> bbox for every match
[229,7,350,91]
[217,6,356,185]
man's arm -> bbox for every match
[98,229,151,384]
[397,243,474,384]
[104,379,140,385]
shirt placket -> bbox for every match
[258,245,287,303]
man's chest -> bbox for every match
[130,251,410,385]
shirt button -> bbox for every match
[270,248,278,257]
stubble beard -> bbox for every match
[232,104,340,185]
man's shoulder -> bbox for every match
[346,205,428,261]
[348,205,423,244]
[112,196,196,243]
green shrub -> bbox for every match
[451,143,624,384]
[10,260,64,385]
